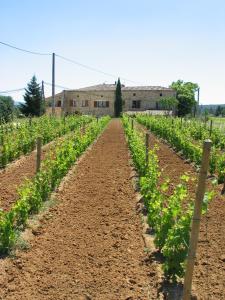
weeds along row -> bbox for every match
[122,115,213,282]
[135,114,225,183]
[0,115,93,168]
[0,116,110,255]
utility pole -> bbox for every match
[52,52,55,115]
[197,88,200,117]
[41,80,45,101]
[41,80,45,116]
[62,90,66,117]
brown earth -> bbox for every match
[0,142,53,211]
[0,120,160,300]
[0,119,224,300]
[135,122,225,300]
[0,130,78,212]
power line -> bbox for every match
[0,87,25,94]
[44,81,71,90]
[0,41,139,83]
[0,40,142,88]
[0,41,51,56]
[55,54,140,84]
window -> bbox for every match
[132,100,141,109]
[133,93,136,96]
[82,100,89,107]
[70,100,77,107]
[94,101,109,108]
[160,93,163,97]
[57,100,62,107]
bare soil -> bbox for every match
[0,143,52,211]
[0,120,160,300]
[0,119,224,299]
[136,122,225,300]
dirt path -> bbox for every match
[0,142,53,211]
[0,130,78,211]
[0,120,159,300]
[135,122,225,300]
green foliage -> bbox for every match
[20,75,44,117]
[171,80,199,117]
[215,105,225,117]
[136,115,225,182]
[0,116,110,254]
[114,78,123,117]
[122,114,213,281]
[159,96,178,111]
[0,115,93,168]
[0,95,15,122]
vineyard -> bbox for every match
[0,115,224,299]
[0,115,93,168]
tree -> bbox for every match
[170,80,199,117]
[0,95,14,122]
[20,76,44,116]
[158,96,178,112]
[215,105,223,116]
[114,78,123,117]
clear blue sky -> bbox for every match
[0,0,225,104]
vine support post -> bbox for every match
[209,120,213,137]
[96,116,99,123]
[222,173,225,194]
[182,139,212,300]
[145,133,150,167]
[36,136,42,173]
[131,119,134,130]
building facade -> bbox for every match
[45,83,176,116]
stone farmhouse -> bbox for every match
[45,83,176,116]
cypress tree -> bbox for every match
[114,78,123,117]
[20,75,44,116]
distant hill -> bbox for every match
[199,104,225,112]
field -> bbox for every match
[0,115,224,299]
[209,116,225,131]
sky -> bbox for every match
[0,0,225,104]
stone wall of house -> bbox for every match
[123,89,176,111]
[65,90,115,116]
[45,88,176,116]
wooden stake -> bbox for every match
[145,133,150,167]
[131,119,134,130]
[222,172,225,194]
[36,137,42,173]
[182,139,212,300]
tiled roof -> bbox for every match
[123,86,173,91]
[68,83,174,92]
[75,84,117,91]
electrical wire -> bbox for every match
[55,54,140,84]
[0,87,25,94]
[0,40,142,85]
[44,81,71,90]
[0,41,51,56]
